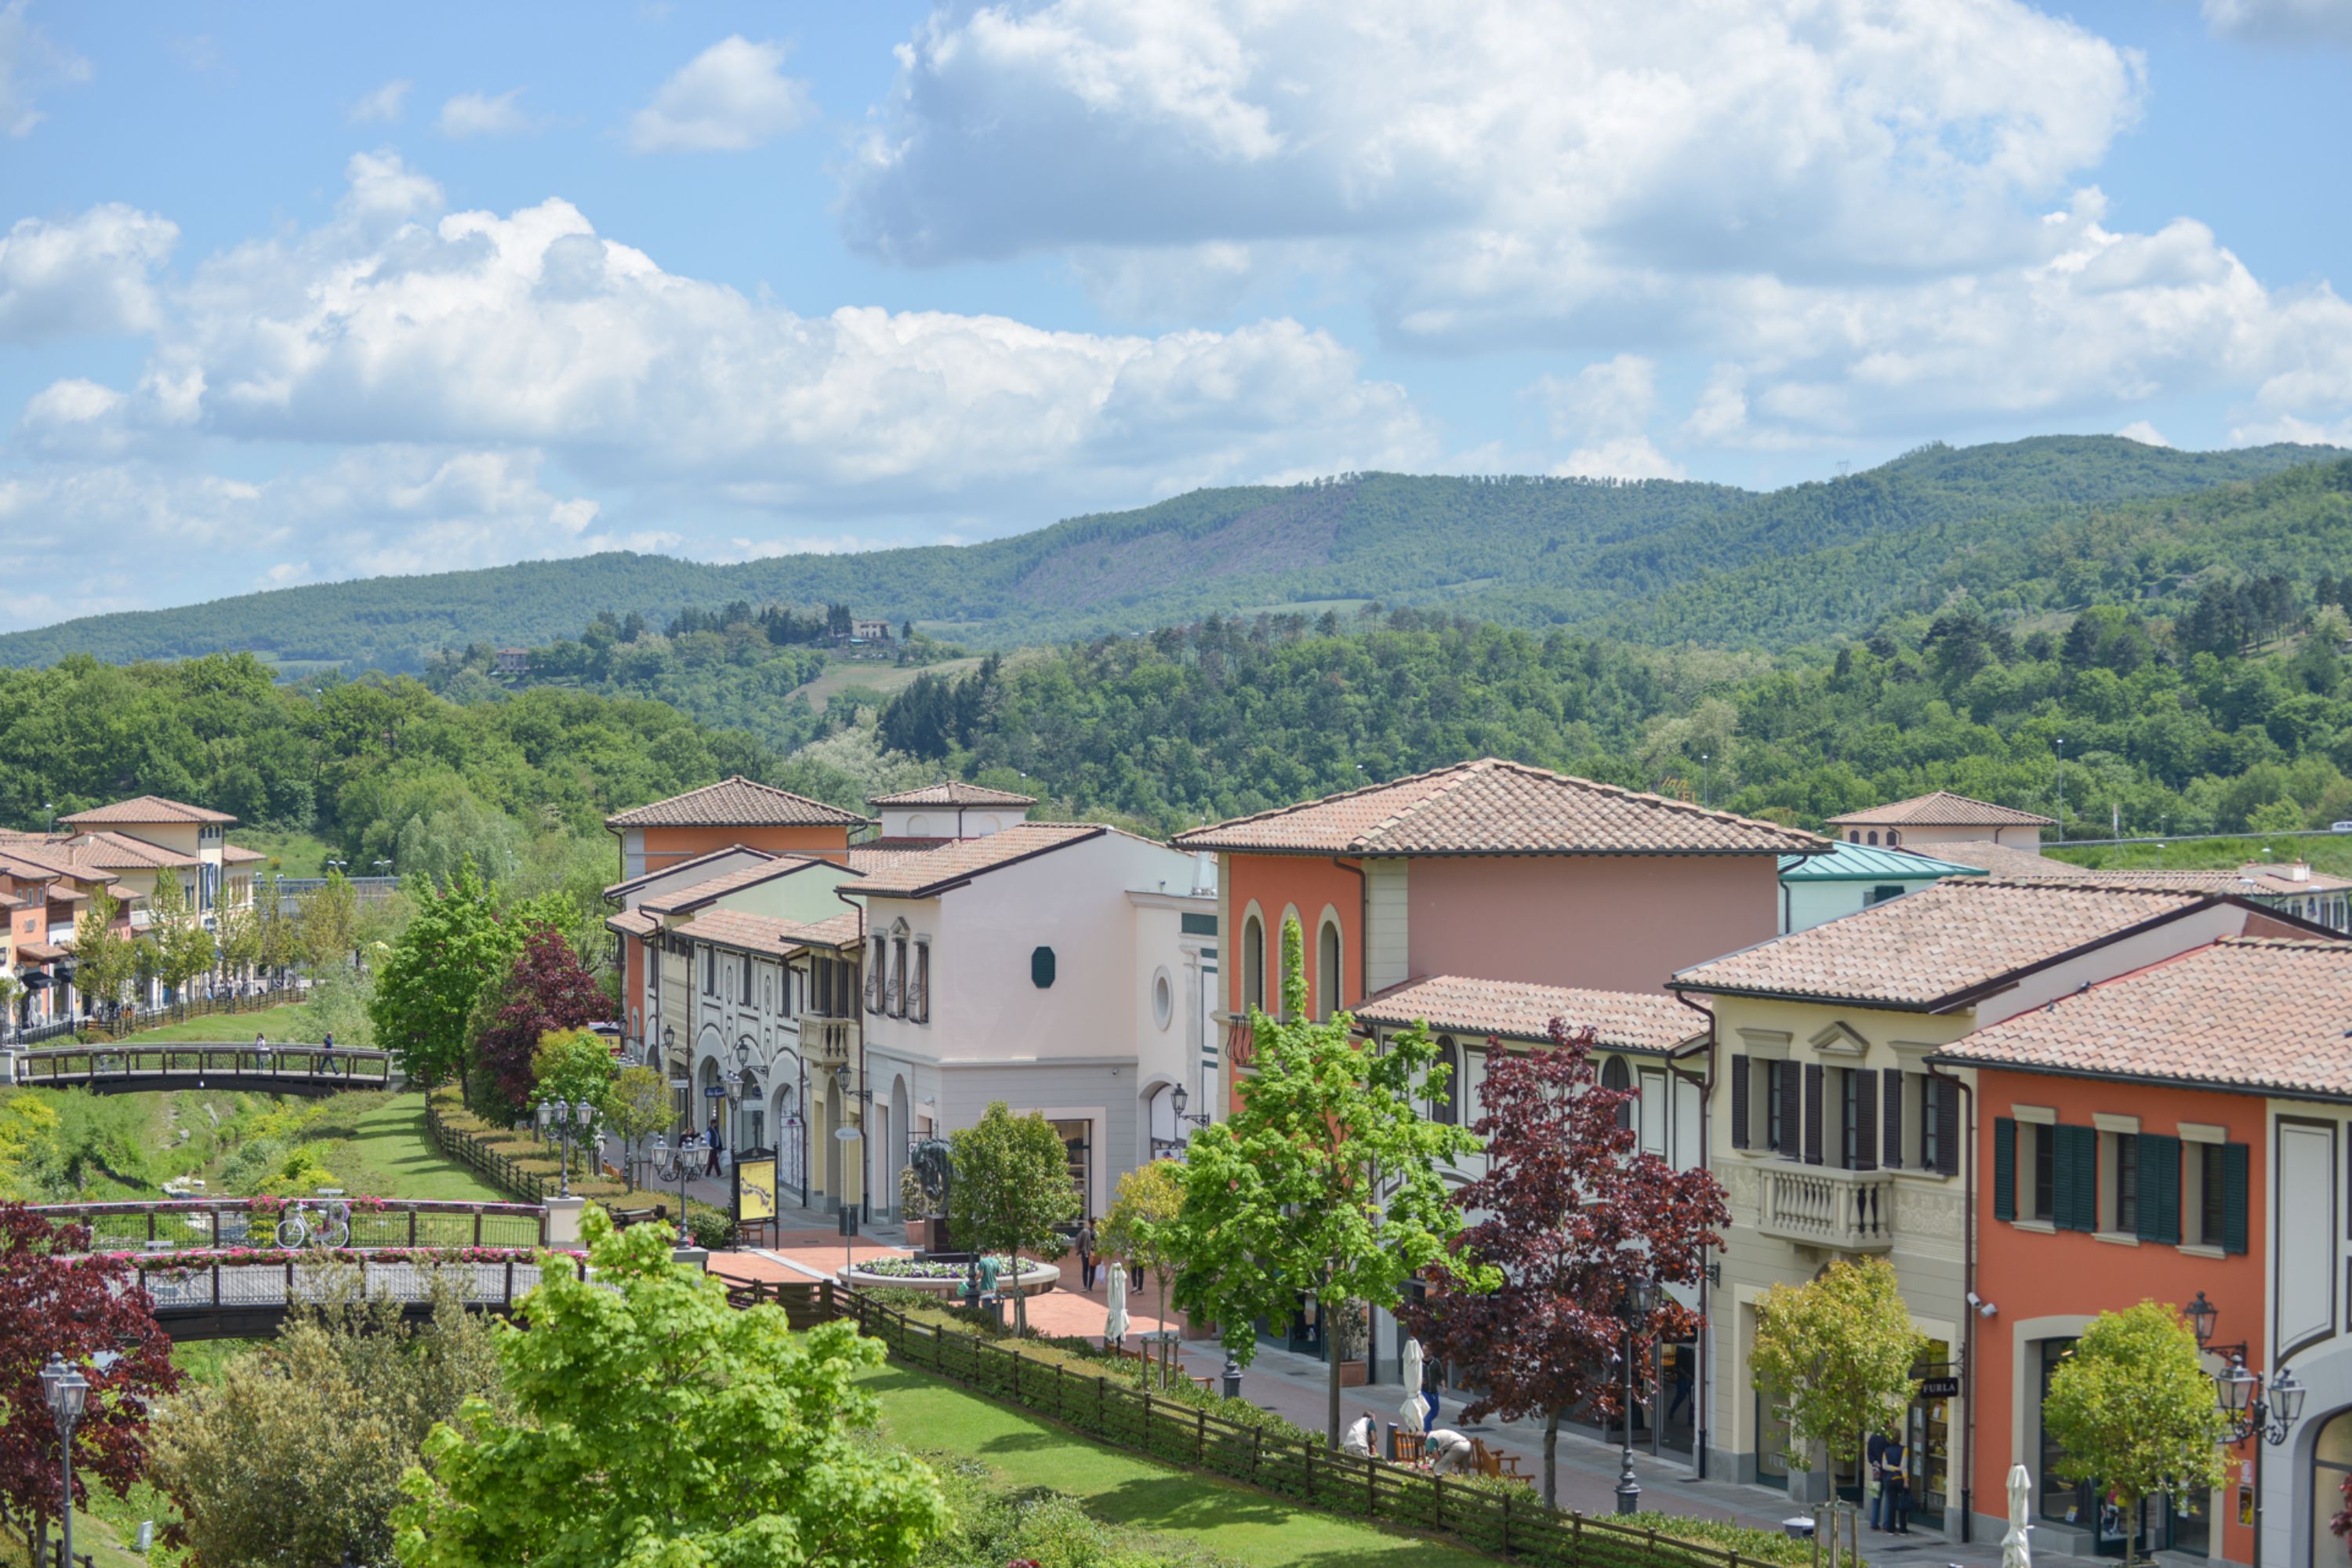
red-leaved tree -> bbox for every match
[1398,1022,1730,1507]
[471,927,611,1116]
[0,1203,180,1555]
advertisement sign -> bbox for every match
[735,1150,778,1227]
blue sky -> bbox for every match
[2,0,2349,630]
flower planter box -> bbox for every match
[841,1261,1059,1295]
[1337,1357,1369,1388]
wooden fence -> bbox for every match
[724,1278,1781,1568]
[423,1095,555,1203]
[78,984,309,1043]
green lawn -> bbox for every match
[2052,833,2352,873]
[324,1091,506,1202]
[866,1364,1497,1568]
[114,1004,314,1044]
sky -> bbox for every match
[2,0,2350,633]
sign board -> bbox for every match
[834,1125,862,1142]
[1915,1376,1960,1401]
[704,1083,727,1100]
[733,1151,777,1228]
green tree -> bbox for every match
[1100,1159,1186,1335]
[1751,1257,1928,1558]
[368,859,519,1087]
[2041,1301,2230,1566]
[1170,915,1490,1446]
[215,898,263,989]
[298,869,360,970]
[153,1269,511,1568]
[143,869,216,1004]
[394,1207,949,1568]
[71,887,139,1023]
[946,1102,1080,1335]
[598,1065,672,1190]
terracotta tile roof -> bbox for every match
[15,941,71,961]
[847,838,952,877]
[1671,878,2216,1011]
[221,843,267,864]
[869,781,1037,808]
[681,907,864,957]
[1824,791,2054,829]
[64,832,201,871]
[0,845,114,887]
[636,855,841,916]
[1902,840,2066,877]
[57,795,237,826]
[1938,938,2352,1097]
[1356,975,1704,1054]
[603,844,776,898]
[604,908,660,939]
[604,776,871,830]
[1172,757,1827,858]
[850,822,1105,898]
[1918,843,2352,898]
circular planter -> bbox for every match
[843,1261,1059,1295]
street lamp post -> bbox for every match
[2187,1290,2306,1556]
[538,1097,596,1199]
[655,1132,702,1247]
[40,1352,89,1568]
[1615,1270,1658,1515]
[784,1110,807,1210]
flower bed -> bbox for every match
[844,1255,1058,1294]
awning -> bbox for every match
[19,973,53,991]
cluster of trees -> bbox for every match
[65,871,387,1022]
[882,582,2352,839]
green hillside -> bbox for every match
[4,436,2337,673]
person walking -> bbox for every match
[1866,1428,1892,1530]
[1076,1218,1098,1291]
[321,1029,335,1052]
[704,1114,724,1178]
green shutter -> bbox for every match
[2053,1124,2099,1232]
[2138,1134,2180,1245]
[1993,1119,2017,1221]
[2222,1142,2249,1255]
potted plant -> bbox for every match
[1332,1300,1372,1388]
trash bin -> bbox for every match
[1782,1518,1817,1541]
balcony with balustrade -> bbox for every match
[1755,1163,1898,1252]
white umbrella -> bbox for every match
[1401,1338,1429,1430]
[2002,1462,2034,1568]
[1103,1260,1129,1345]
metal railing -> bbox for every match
[30,1197,547,1253]
[13,1042,391,1090]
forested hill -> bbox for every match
[2,436,2339,673]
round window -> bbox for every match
[1152,968,1174,1031]
[1031,946,1057,989]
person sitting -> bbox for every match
[1342,1414,1377,1458]
[1424,1428,1475,1475]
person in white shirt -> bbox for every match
[1342,1414,1377,1458]
[1424,1428,1475,1475]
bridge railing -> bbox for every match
[12,1042,393,1089]
[131,1250,575,1318]
[33,1197,548,1253]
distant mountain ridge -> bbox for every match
[5,436,2341,672]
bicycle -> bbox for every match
[274,1195,352,1250]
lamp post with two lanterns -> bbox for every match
[40,1352,89,1568]
[537,1095,597,1200]
[2185,1290,2305,1554]
[1613,1267,1660,1515]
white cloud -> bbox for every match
[0,0,90,136]
[438,88,539,139]
[2116,420,2172,447]
[2201,0,2352,44]
[1552,437,1685,481]
[629,36,811,152]
[0,205,179,341]
[1531,356,1686,477]
[2,154,1435,613]
[349,78,412,124]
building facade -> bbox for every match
[1777,840,1984,933]
[1825,791,2055,851]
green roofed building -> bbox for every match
[1777,840,1984,933]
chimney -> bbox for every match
[2290,861,2311,883]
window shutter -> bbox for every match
[1882,1069,1904,1169]
[1803,1063,1824,1167]
[1934,1077,1962,1177]
[2222,1142,2249,1254]
[1730,1055,1751,1149]
[2053,1124,2090,1232]
[913,943,930,1024]
[1778,1061,1802,1159]
[1992,1119,2016,1221]
[2071,1125,2101,1232]
[2138,1134,2180,1245]
[1854,1069,1878,1171]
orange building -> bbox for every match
[1938,938,2352,1568]
[604,776,870,880]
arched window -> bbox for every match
[1242,915,1265,1012]
[1430,1036,1459,1126]
[1866,830,1880,845]
[1317,920,1342,1021]
[1886,829,1900,847]
[1602,1054,1634,1131]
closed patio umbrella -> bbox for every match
[2002,1462,2034,1568]
[1103,1258,1128,1346]
[1401,1338,1431,1431]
